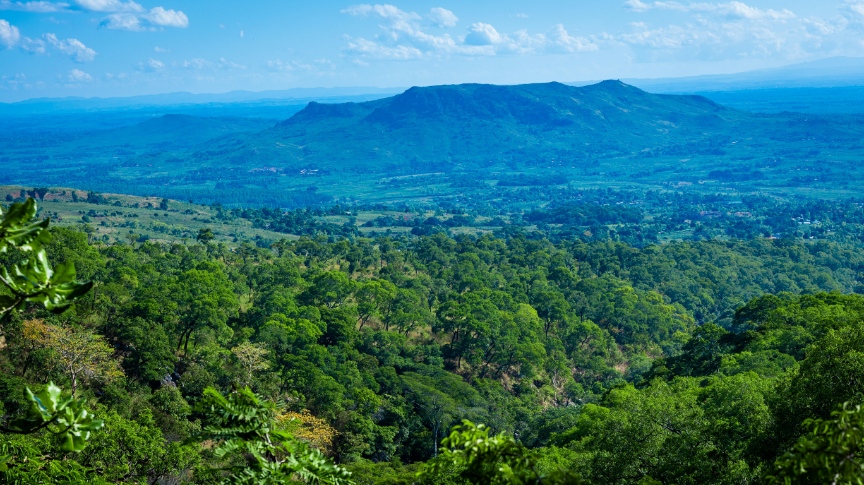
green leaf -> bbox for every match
[0,199,50,253]
[50,262,76,286]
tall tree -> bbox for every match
[22,319,123,395]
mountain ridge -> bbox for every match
[201,80,745,171]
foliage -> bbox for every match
[196,386,353,484]
[0,382,104,469]
[230,342,271,390]
[0,198,99,474]
[6,193,864,483]
[418,420,583,485]
[770,402,864,485]
[22,319,123,394]
[0,198,92,315]
[276,410,338,453]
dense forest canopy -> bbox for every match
[3,195,864,482]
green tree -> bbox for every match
[174,261,238,352]
[197,227,215,244]
[22,319,123,395]
[418,420,583,485]
[770,402,864,485]
[196,386,353,484]
[356,279,397,330]
[231,342,271,389]
[78,408,198,483]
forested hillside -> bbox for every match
[3,198,864,483]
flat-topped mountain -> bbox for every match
[286,81,727,127]
[200,81,748,170]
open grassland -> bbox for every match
[0,186,290,245]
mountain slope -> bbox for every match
[198,81,747,171]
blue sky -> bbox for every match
[0,0,862,101]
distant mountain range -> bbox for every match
[617,57,864,93]
[4,56,864,117]
[2,79,863,206]
[0,87,403,117]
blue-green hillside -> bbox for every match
[3,81,864,208]
[207,81,740,169]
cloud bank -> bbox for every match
[341,3,596,60]
[0,0,188,30]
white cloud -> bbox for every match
[341,3,420,22]
[153,45,168,52]
[44,32,96,61]
[717,1,794,20]
[847,0,864,17]
[266,58,335,75]
[73,0,141,12]
[624,0,651,12]
[612,0,841,61]
[20,36,46,53]
[841,0,864,26]
[0,18,19,47]
[515,13,529,19]
[611,15,800,61]
[428,7,457,28]
[239,29,244,38]
[178,57,246,70]
[100,6,187,30]
[0,1,69,12]
[342,4,577,59]
[179,57,208,69]
[217,57,245,69]
[100,12,142,30]
[464,22,501,46]
[341,4,460,59]
[62,68,92,82]
[548,24,598,53]
[144,6,187,27]
[267,59,310,72]
[146,57,163,69]
[624,1,795,20]
[617,22,714,49]
[460,23,552,55]
[344,36,425,60]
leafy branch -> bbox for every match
[418,420,584,485]
[195,386,354,485]
[0,198,100,471]
[0,198,92,316]
[769,402,864,485]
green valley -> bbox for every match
[5,81,864,484]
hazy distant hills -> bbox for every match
[95,115,275,148]
[619,56,864,93]
[0,87,402,115]
[4,79,864,207]
[0,88,401,134]
[201,81,747,170]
